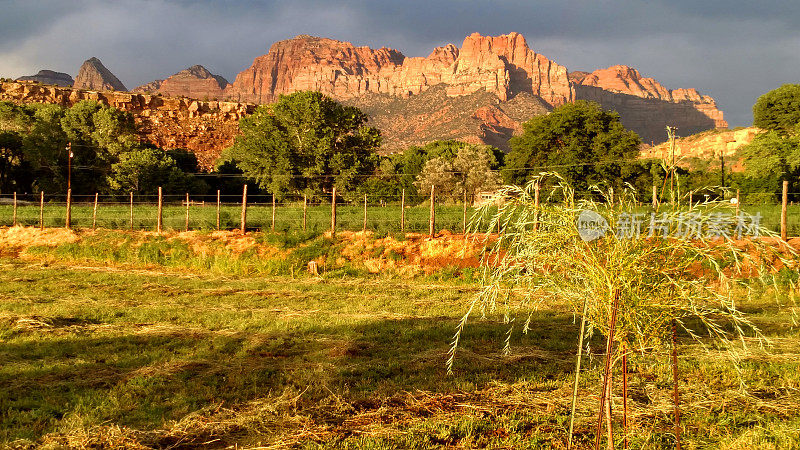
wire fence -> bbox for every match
[0,187,798,236]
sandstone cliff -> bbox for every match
[134,65,229,99]
[73,57,127,91]
[0,80,251,169]
[223,32,572,106]
[16,70,74,87]
[571,65,727,144]
[641,127,760,162]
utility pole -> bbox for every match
[67,142,73,191]
[666,126,678,199]
[719,151,726,188]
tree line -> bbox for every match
[1,87,798,203]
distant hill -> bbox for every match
[16,70,73,87]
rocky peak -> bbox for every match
[16,70,74,87]
[224,32,572,105]
[134,65,229,99]
[73,57,127,91]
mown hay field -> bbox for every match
[0,228,798,448]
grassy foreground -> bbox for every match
[0,230,798,448]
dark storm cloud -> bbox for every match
[1,0,799,127]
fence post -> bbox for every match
[185,192,190,232]
[216,190,221,231]
[271,194,276,231]
[462,189,467,234]
[157,187,163,233]
[129,192,134,230]
[240,184,248,234]
[39,191,44,230]
[65,188,72,229]
[92,193,98,230]
[303,194,307,231]
[735,189,740,217]
[363,194,367,232]
[652,184,658,210]
[330,187,337,238]
[12,192,17,226]
[429,185,435,238]
[400,189,405,233]
[781,180,788,241]
[688,191,693,208]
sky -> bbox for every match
[1,0,799,128]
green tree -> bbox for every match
[0,131,24,193]
[739,130,800,202]
[505,100,641,191]
[223,91,381,199]
[753,84,800,132]
[107,147,199,195]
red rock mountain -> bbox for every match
[222,33,724,147]
[570,65,727,143]
[134,65,229,99]
[224,32,572,106]
[73,57,127,91]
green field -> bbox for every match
[0,231,799,448]
[0,202,799,236]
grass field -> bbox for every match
[0,201,799,236]
[0,229,799,448]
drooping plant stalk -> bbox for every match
[568,299,589,449]
[595,290,620,450]
[672,319,681,450]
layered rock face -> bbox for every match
[0,80,251,168]
[73,57,127,91]
[16,70,74,87]
[224,34,723,146]
[571,65,727,143]
[641,127,760,162]
[224,32,572,106]
[134,65,229,99]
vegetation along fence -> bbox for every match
[0,182,798,238]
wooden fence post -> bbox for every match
[129,192,134,230]
[363,194,368,232]
[12,192,17,226]
[330,187,337,238]
[429,185,435,238]
[400,189,405,233]
[185,192,190,232]
[781,180,788,241]
[271,194,276,231]
[216,190,221,231]
[39,191,44,230]
[688,191,693,208]
[735,189,740,217]
[65,188,72,229]
[303,194,307,231]
[240,184,248,234]
[92,193,98,230]
[157,187,163,233]
[462,189,467,234]
[652,184,658,210]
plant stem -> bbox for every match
[672,319,681,450]
[568,299,589,449]
[595,290,620,450]
[622,343,629,450]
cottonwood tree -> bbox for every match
[223,91,381,199]
[414,144,502,202]
[505,100,641,191]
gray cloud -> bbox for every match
[1,0,798,127]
